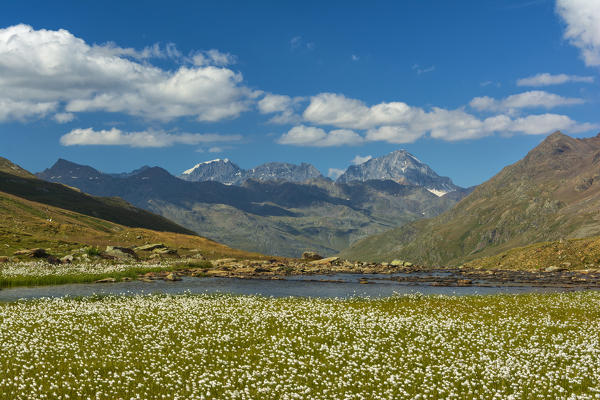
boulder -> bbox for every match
[302,251,323,261]
[60,254,74,264]
[214,258,237,265]
[165,273,181,281]
[544,266,562,272]
[105,246,137,260]
[46,256,60,265]
[95,277,117,283]
[13,248,49,258]
[309,256,340,265]
[390,259,404,266]
[152,247,178,255]
[134,243,167,252]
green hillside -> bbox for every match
[340,132,600,265]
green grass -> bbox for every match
[0,260,212,288]
[0,292,599,399]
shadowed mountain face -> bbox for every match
[0,157,195,236]
[340,132,600,265]
[336,150,460,195]
[0,157,266,259]
[37,159,468,257]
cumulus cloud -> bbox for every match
[469,91,584,113]
[557,0,600,66]
[0,24,257,123]
[327,168,345,179]
[258,93,305,124]
[60,128,243,148]
[517,73,595,86]
[295,92,597,145]
[351,155,372,165]
[277,125,364,147]
[53,112,75,123]
[0,98,56,122]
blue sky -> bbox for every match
[1,0,599,187]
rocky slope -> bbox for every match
[336,150,460,196]
[179,159,322,185]
[37,159,467,257]
[340,132,600,265]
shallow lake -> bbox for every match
[0,273,591,302]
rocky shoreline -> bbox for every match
[138,256,600,289]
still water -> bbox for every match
[0,274,587,302]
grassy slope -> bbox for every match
[0,157,195,236]
[0,189,265,260]
[340,132,600,265]
[464,235,600,270]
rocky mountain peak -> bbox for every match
[179,159,243,185]
[246,162,323,183]
[179,160,323,185]
[39,159,103,181]
[336,150,460,196]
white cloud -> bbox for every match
[53,112,75,123]
[557,0,600,66]
[258,93,304,124]
[303,93,416,130]
[0,24,257,123]
[208,146,223,153]
[517,73,595,86]
[258,94,293,114]
[191,49,237,66]
[469,91,584,113]
[351,54,359,61]
[327,168,345,179]
[277,125,364,147]
[507,114,599,135]
[60,128,243,148]
[297,91,597,144]
[0,98,56,122]
[351,155,372,165]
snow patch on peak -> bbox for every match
[182,159,230,175]
[427,188,448,197]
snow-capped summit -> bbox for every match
[179,160,324,185]
[182,159,230,175]
[336,150,460,195]
[179,159,242,184]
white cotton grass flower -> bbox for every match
[0,292,599,399]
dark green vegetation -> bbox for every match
[37,159,469,257]
[342,132,600,265]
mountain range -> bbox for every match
[36,150,468,257]
[177,151,460,196]
[180,159,322,185]
[340,131,600,265]
[0,157,258,260]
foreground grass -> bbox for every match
[1,292,599,399]
[0,260,212,288]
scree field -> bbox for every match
[1,292,599,400]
